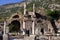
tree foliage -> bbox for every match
[8,24,14,32]
[46,10,60,20]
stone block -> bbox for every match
[3,34,8,40]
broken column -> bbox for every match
[3,21,8,40]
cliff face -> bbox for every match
[0,2,24,19]
[0,0,60,34]
[0,0,60,14]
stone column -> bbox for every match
[24,2,26,15]
[23,2,26,35]
[23,21,25,35]
[32,4,35,35]
[33,4,35,15]
[49,36,50,40]
[3,21,8,40]
[4,21,6,35]
[32,21,34,35]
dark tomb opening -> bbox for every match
[41,28,44,35]
[26,29,29,36]
[8,20,20,32]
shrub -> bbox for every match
[46,10,60,20]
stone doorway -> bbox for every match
[41,28,44,35]
[8,20,20,32]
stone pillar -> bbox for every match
[23,21,25,35]
[6,27,9,34]
[23,2,26,35]
[32,21,34,35]
[24,2,26,15]
[49,36,50,40]
[3,21,8,40]
[35,28,39,35]
[33,4,35,15]
[32,4,35,35]
[4,21,6,35]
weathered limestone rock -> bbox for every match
[29,35,35,40]
[23,36,29,40]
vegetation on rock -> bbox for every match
[8,24,14,32]
[46,10,60,20]
[0,0,60,21]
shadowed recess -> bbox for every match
[8,20,20,32]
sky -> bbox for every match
[0,0,23,5]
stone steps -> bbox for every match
[29,35,35,40]
[9,35,35,40]
[23,35,35,40]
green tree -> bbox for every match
[46,10,60,20]
[8,24,14,32]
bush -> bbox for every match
[8,24,14,32]
[46,10,60,20]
